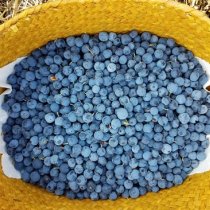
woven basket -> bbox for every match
[0,0,210,209]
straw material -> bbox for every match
[0,0,210,209]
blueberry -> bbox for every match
[137,86,146,97]
[115,108,128,120]
[178,113,190,124]
[156,60,166,69]
[44,113,55,123]
[32,159,43,169]
[197,152,206,161]
[162,144,172,154]
[143,124,153,133]
[107,63,117,72]
[190,71,200,82]
[154,49,164,59]
[119,55,127,64]
[143,151,152,161]
[92,85,100,94]
[30,171,41,183]
[150,107,158,115]
[192,90,202,100]
[173,175,183,185]
[93,131,103,141]
[27,99,37,109]
[68,112,77,122]
[8,139,19,148]
[167,82,178,94]
[54,135,64,145]
[83,113,93,123]
[129,187,140,198]
[99,32,109,42]
[12,103,21,112]
[25,72,35,81]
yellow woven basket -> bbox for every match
[0,0,210,209]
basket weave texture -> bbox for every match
[0,0,210,209]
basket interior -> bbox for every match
[0,0,210,209]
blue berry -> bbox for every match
[190,71,200,82]
[115,108,128,120]
[83,113,93,123]
[142,53,153,64]
[129,187,140,198]
[30,171,40,183]
[25,72,35,81]
[167,82,178,94]
[99,32,109,42]
[68,112,77,122]
[197,152,206,161]
[44,113,55,123]
[154,49,164,59]
[12,103,21,112]
[94,131,104,141]
[54,135,64,145]
[110,119,121,129]
[162,144,172,154]
[178,113,190,124]
[107,63,117,72]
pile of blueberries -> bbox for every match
[2,31,210,200]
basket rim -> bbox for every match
[0,0,209,33]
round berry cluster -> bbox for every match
[2,31,210,200]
